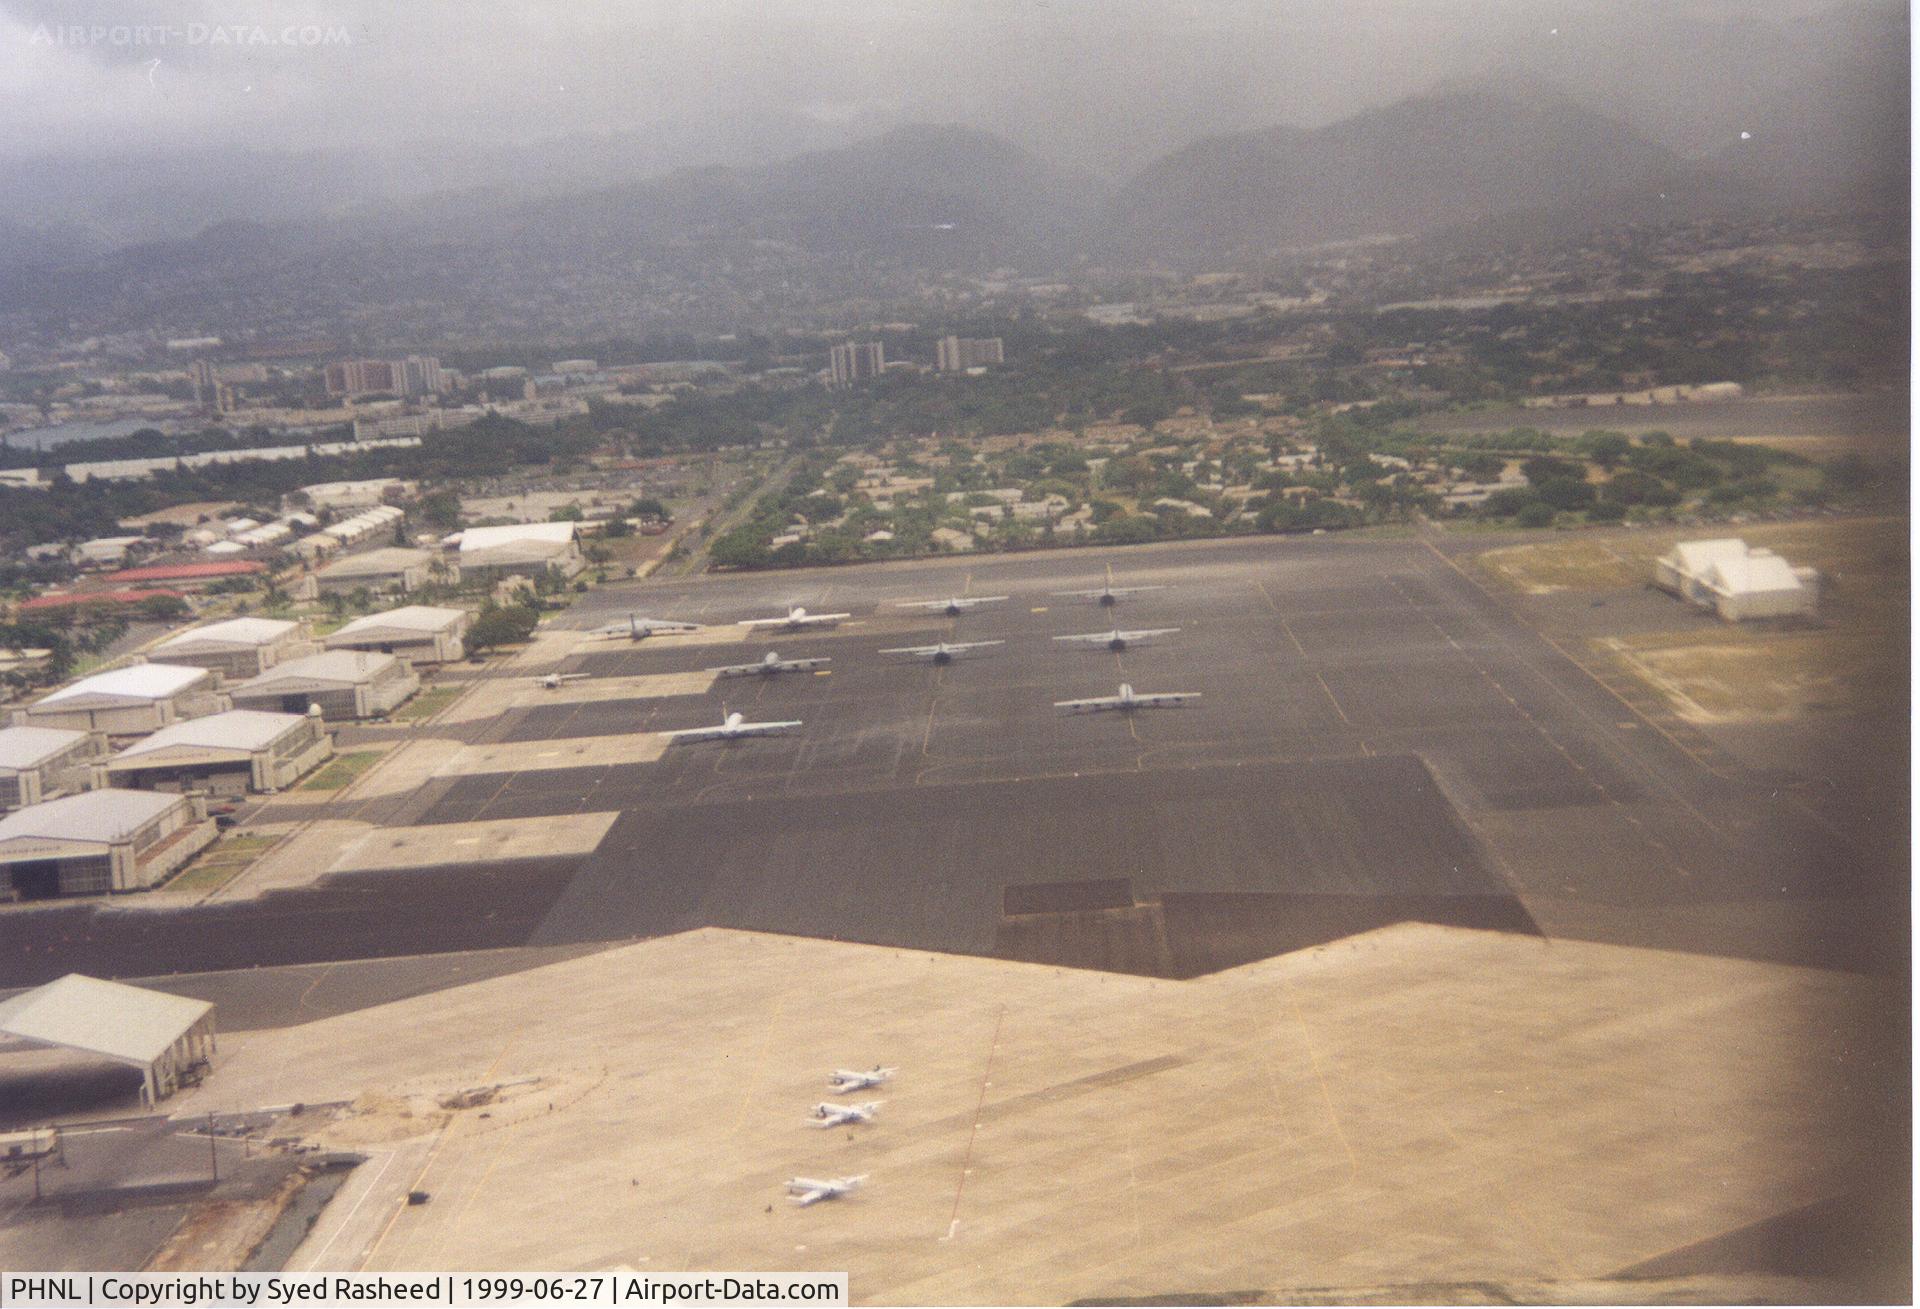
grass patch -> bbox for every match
[391,685,462,724]
[300,750,385,791]
[165,834,279,895]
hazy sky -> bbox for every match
[0,0,1886,174]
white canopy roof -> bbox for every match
[0,974,212,1067]
[235,650,396,689]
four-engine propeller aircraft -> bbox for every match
[786,1175,868,1206]
[878,640,1004,665]
[1055,683,1201,714]
[663,711,802,743]
[588,614,703,641]
[536,672,591,689]
[709,651,831,678]
[807,1101,883,1128]
[1052,626,1180,652]
[829,1067,896,1092]
[740,605,851,631]
[894,595,1008,616]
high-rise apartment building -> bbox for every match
[828,341,886,389]
[937,336,1006,372]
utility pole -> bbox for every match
[208,1113,218,1183]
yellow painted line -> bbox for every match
[1030,606,1049,613]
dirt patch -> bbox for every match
[145,1161,307,1271]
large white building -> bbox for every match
[456,522,583,582]
[0,727,105,811]
[16,665,227,736]
[1654,539,1820,622]
[151,617,309,680]
[0,788,217,897]
[228,651,420,720]
[324,606,471,664]
[99,709,333,796]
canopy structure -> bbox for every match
[0,973,215,1105]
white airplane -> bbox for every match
[537,672,591,689]
[829,1066,896,1092]
[807,1101,883,1128]
[1052,582,1165,607]
[740,606,851,632]
[709,651,831,678]
[588,614,703,641]
[877,640,1004,665]
[1052,627,1180,652]
[786,1175,867,1207]
[894,595,1008,616]
[1056,683,1201,714]
[663,711,802,743]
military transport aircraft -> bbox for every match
[894,595,1009,616]
[878,640,1004,665]
[587,614,703,640]
[740,605,851,631]
[786,1175,868,1206]
[807,1101,883,1128]
[829,1067,896,1092]
[1055,683,1200,714]
[1052,627,1180,652]
[708,651,831,677]
[663,711,802,743]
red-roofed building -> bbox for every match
[19,589,187,612]
[106,562,267,588]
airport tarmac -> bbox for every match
[0,534,1897,985]
[152,925,1895,1302]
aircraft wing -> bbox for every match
[1054,694,1127,713]
[878,641,1004,657]
[896,596,1008,610]
[664,719,802,742]
[1116,627,1181,641]
[711,658,830,676]
[777,658,833,672]
[738,616,791,629]
[1130,692,1200,707]
[789,1186,831,1206]
[792,612,851,626]
[1052,585,1165,598]
[1052,632,1122,646]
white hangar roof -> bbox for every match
[35,663,211,707]
[155,617,300,652]
[0,788,184,846]
[113,710,308,760]
[0,974,212,1068]
[0,726,90,772]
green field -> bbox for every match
[301,750,385,791]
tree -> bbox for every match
[467,603,539,653]
[1578,431,1633,469]
[1516,502,1557,528]
[137,593,190,621]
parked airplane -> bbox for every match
[895,595,1009,616]
[807,1101,883,1128]
[588,614,703,640]
[536,672,591,689]
[877,640,1004,665]
[786,1175,867,1206]
[1052,582,1165,607]
[829,1067,896,1092]
[1055,683,1201,714]
[740,606,851,631]
[663,711,802,743]
[1052,627,1180,652]
[710,651,831,678]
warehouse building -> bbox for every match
[228,651,419,720]
[151,617,309,680]
[0,974,216,1106]
[456,522,584,582]
[323,605,471,664]
[16,664,226,736]
[99,709,333,796]
[0,727,105,811]
[313,546,446,596]
[1654,539,1821,622]
[0,788,216,897]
